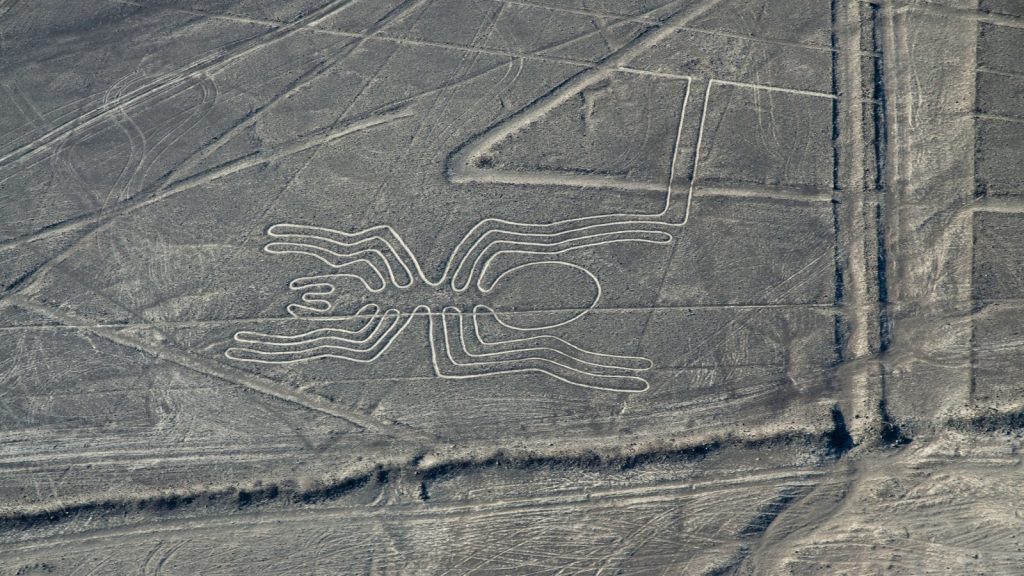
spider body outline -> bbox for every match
[225,211,687,392]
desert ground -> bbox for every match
[1,0,1022,573]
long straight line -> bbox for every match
[0,303,838,331]
[884,0,1024,29]
[975,112,1024,125]
[712,78,838,99]
[108,0,860,57]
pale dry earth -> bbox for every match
[0,0,1022,573]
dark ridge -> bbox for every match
[829,0,841,193]
[416,442,725,485]
[969,226,980,403]
[829,173,845,363]
[0,434,833,534]
[0,488,237,534]
[875,203,892,353]
[869,3,893,358]
[830,97,841,190]
[738,486,806,537]
[145,493,197,512]
[878,398,912,447]
[833,313,847,364]
[974,80,986,199]
[1,500,121,533]
[417,450,605,484]
[969,324,978,404]
[297,471,375,504]
[0,468,390,534]
[832,256,845,316]
[14,562,56,575]
[824,405,855,457]
[830,163,846,364]
[408,451,428,467]
[974,176,987,199]
[947,411,1024,434]
[237,485,279,509]
[869,2,888,193]
[618,442,718,471]
[415,434,827,493]
[832,201,845,307]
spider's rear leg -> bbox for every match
[427,307,649,393]
[471,305,652,372]
[226,306,411,364]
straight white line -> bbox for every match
[701,186,833,203]
[976,67,1024,81]
[0,302,838,330]
[975,113,1024,125]
[972,197,1024,213]
[448,170,667,191]
[886,0,1024,29]
[688,81,714,202]
[669,74,693,218]
[712,78,838,100]
[616,66,691,80]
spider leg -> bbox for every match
[471,305,652,371]
[284,272,384,318]
[427,306,649,392]
[448,218,676,291]
[265,242,390,293]
[226,306,412,364]
[266,223,422,288]
[476,229,672,293]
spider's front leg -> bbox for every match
[225,223,423,365]
[226,304,413,364]
[427,306,650,392]
[263,223,424,289]
[258,222,425,318]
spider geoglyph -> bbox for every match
[225,73,716,393]
[225,211,684,392]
